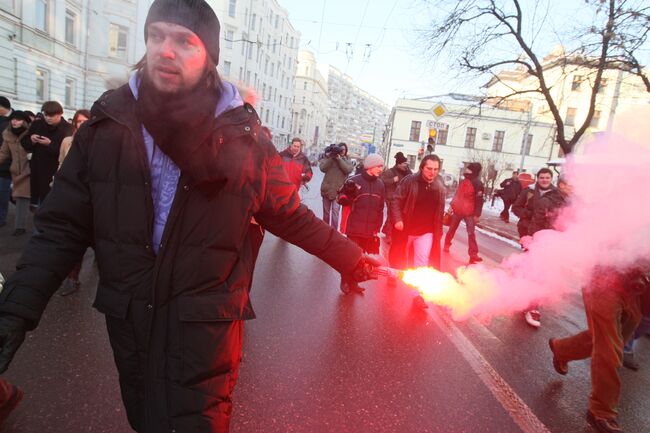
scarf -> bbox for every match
[10,126,26,137]
[135,72,221,185]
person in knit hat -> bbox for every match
[380,151,412,241]
[339,154,385,294]
[443,162,485,264]
[0,1,382,432]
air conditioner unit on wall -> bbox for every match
[481,133,491,140]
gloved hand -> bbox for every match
[349,254,383,283]
[0,315,28,374]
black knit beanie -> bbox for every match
[144,0,221,65]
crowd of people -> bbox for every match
[0,1,647,432]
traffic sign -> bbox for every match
[431,102,447,119]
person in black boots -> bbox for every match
[498,170,522,223]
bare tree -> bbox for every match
[421,0,650,155]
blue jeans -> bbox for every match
[0,177,11,225]
[444,212,479,257]
[322,196,340,230]
[623,314,650,353]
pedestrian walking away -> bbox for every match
[498,170,522,223]
[443,162,484,264]
[0,110,32,236]
[319,142,353,229]
[339,153,385,294]
[0,1,381,432]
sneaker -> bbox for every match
[0,383,23,426]
[412,295,428,309]
[623,352,640,371]
[586,411,623,433]
[469,256,483,264]
[59,278,81,296]
[548,338,568,375]
[11,228,26,236]
[524,310,541,328]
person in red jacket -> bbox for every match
[443,162,484,264]
[279,137,313,193]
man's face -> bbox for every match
[512,172,519,180]
[366,164,384,177]
[289,140,301,155]
[397,161,409,171]
[43,113,62,126]
[145,22,208,94]
[420,160,440,182]
[537,173,553,189]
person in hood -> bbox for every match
[443,162,485,264]
[0,110,31,235]
[279,137,313,193]
[380,151,412,241]
[339,153,385,294]
[0,1,379,432]
[20,100,71,209]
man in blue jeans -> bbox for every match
[443,162,484,264]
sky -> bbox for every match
[278,0,649,106]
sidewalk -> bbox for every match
[476,210,520,242]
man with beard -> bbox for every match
[380,151,411,242]
[0,1,379,432]
[391,155,446,307]
[20,101,71,210]
[443,162,485,264]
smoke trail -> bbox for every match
[408,107,650,320]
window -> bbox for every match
[246,41,252,59]
[590,110,601,128]
[571,75,582,91]
[275,14,279,28]
[35,0,49,32]
[464,127,476,148]
[64,77,75,107]
[273,39,277,54]
[521,134,533,155]
[251,13,256,30]
[238,67,243,80]
[222,61,231,77]
[303,81,307,90]
[565,107,577,126]
[409,121,421,141]
[437,126,448,145]
[108,24,128,59]
[35,68,49,101]
[492,130,505,152]
[0,0,17,14]
[598,78,608,94]
[228,0,236,18]
[225,30,234,49]
[65,8,78,46]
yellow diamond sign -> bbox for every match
[432,102,447,119]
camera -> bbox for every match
[324,143,345,157]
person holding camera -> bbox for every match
[319,142,353,229]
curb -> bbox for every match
[476,223,520,243]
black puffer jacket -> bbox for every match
[391,173,446,239]
[345,172,385,238]
[0,84,362,432]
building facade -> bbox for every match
[0,0,143,116]
[384,97,558,186]
[320,65,390,160]
[211,0,300,150]
[290,49,327,157]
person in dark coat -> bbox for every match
[20,100,71,208]
[340,153,385,294]
[0,96,12,228]
[0,1,379,432]
[498,170,522,223]
[0,111,31,236]
[443,162,485,264]
[380,151,412,241]
[278,137,312,192]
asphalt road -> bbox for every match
[0,171,647,433]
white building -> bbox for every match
[384,97,558,185]
[290,49,327,156]
[211,0,300,150]
[0,0,143,116]
[320,65,390,160]
[485,47,650,155]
